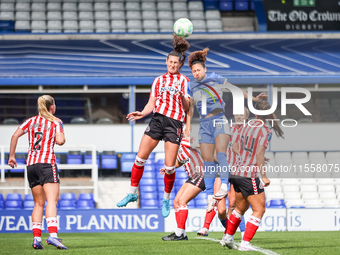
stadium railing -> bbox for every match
[0,145,98,202]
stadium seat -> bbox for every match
[300,179,317,185]
[5,200,23,210]
[15,3,29,11]
[63,3,77,12]
[176,170,187,179]
[31,20,46,33]
[286,199,304,208]
[174,11,189,20]
[191,19,206,32]
[101,151,118,169]
[265,192,284,201]
[142,2,156,11]
[96,118,113,124]
[110,2,124,11]
[309,152,325,160]
[139,185,157,193]
[158,11,173,20]
[159,20,173,32]
[304,200,323,208]
[31,11,46,21]
[126,11,141,20]
[203,0,219,10]
[275,152,291,160]
[219,0,233,11]
[47,12,62,21]
[0,194,4,201]
[78,193,94,201]
[139,178,157,186]
[172,2,187,11]
[141,199,158,209]
[60,193,76,201]
[284,192,301,200]
[0,200,4,210]
[6,193,22,201]
[79,20,94,32]
[63,12,77,20]
[111,11,125,20]
[120,153,137,172]
[196,192,208,200]
[234,0,249,11]
[126,2,140,11]
[59,200,76,209]
[323,199,340,208]
[47,3,61,11]
[157,2,171,11]
[31,3,45,12]
[206,19,223,32]
[318,178,334,185]
[84,151,99,165]
[268,199,286,208]
[189,11,204,20]
[78,3,93,11]
[15,20,30,31]
[326,152,340,160]
[142,172,155,179]
[47,20,62,32]
[265,185,282,193]
[111,20,126,32]
[24,200,35,210]
[319,192,336,200]
[127,20,142,32]
[0,11,14,21]
[188,1,203,11]
[77,200,94,209]
[301,192,319,200]
[94,3,109,11]
[300,185,317,192]
[143,19,158,32]
[318,185,335,193]
[145,153,155,166]
[283,186,299,193]
[24,194,34,201]
[67,151,83,164]
[15,12,30,21]
[63,20,78,32]
[205,10,221,20]
[292,152,308,160]
[143,11,157,20]
[95,12,110,20]
[140,192,157,200]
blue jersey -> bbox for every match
[190,72,226,119]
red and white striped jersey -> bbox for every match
[227,125,241,168]
[177,138,204,178]
[150,73,190,122]
[19,115,64,166]
[232,120,272,178]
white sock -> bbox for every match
[175,228,184,237]
[221,183,228,192]
[34,237,42,242]
[163,192,170,200]
[50,233,58,238]
[226,234,233,242]
[129,186,138,195]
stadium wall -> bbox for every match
[1,208,340,233]
[0,123,339,152]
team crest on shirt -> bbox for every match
[146,126,150,132]
[267,133,272,142]
[174,81,181,88]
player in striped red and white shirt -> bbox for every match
[162,136,206,241]
[221,101,284,251]
[8,95,67,250]
[117,35,191,219]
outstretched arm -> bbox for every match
[8,128,25,168]
[127,96,157,122]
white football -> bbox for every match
[173,18,193,38]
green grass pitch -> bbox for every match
[1,231,340,255]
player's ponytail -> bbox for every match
[37,95,58,122]
[188,48,209,69]
[168,34,190,70]
[255,100,284,139]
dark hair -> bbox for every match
[167,34,190,70]
[188,48,209,69]
[255,100,284,139]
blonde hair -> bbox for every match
[37,95,58,122]
[244,107,250,122]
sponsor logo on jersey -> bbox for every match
[160,86,180,94]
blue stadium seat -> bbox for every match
[145,153,155,165]
[0,201,4,210]
[219,0,233,11]
[144,165,156,173]
[121,153,137,172]
[0,20,15,32]
[142,172,155,179]
[196,192,208,200]
[156,159,165,168]
[5,200,22,209]
[59,200,76,209]
[176,170,187,179]
[268,199,286,208]
[101,151,118,169]
[203,0,219,10]
[141,199,158,209]
[235,0,249,11]
[66,151,83,164]
[84,151,99,165]
[139,178,157,186]
[139,185,157,193]
[77,200,94,209]
[24,194,34,201]
[250,0,255,11]
[60,193,76,201]
[0,194,4,201]
[140,192,157,200]
[78,193,94,201]
[6,193,22,201]
[24,200,35,210]
[55,154,61,165]
[195,199,207,208]
[175,178,187,186]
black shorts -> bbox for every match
[144,113,183,145]
[229,175,264,196]
[27,163,60,189]
[185,173,205,191]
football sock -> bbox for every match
[163,192,170,200]
[225,210,243,235]
[175,205,188,236]
[32,222,42,242]
[164,166,176,193]
[203,209,216,229]
[243,215,261,242]
[46,217,58,238]
[130,156,146,193]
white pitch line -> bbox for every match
[196,237,280,255]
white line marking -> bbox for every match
[100,40,129,52]
[196,237,280,255]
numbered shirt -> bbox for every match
[150,72,190,122]
[232,120,272,178]
[19,115,64,166]
[177,137,204,178]
[227,125,241,168]
[190,72,226,119]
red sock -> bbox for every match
[243,215,261,242]
[130,163,145,187]
[175,205,188,229]
[164,171,175,194]
[225,210,243,235]
[203,209,216,229]
[32,222,42,238]
[46,217,58,235]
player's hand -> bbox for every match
[184,126,190,138]
[159,167,166,175]
[176,90,184,98]
[126,111,144,122]
[262,177,270,187]
[254,92,268,102]
[8,158,17,168]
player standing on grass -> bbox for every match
[8,95,67,250]
[197,109,249,237]
[220,100,284,251]
[117,35,191,218]
[186,48,267,230]
[161,132,205,241]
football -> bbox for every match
[173,18,193,38]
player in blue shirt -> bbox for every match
[186,48,266,234]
